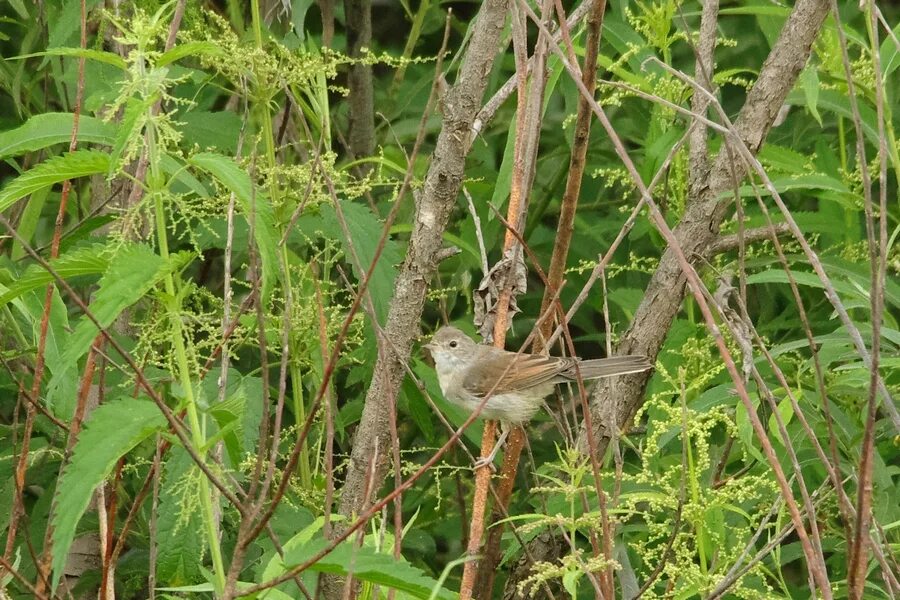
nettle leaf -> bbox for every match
[0,150,110,213]
[158,41,226,67]
[155,447,204,586]
[274,536,457,600]
[18,47,127,70]
[19,288,79,420]
[0,242,109,308]
[320,199,401,325]
[190,152,278,303]
[51,397,167,590]
[61,244,174,366]
[177,111,242,153]
[0,113,115,160]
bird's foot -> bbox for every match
[472,456,498,472]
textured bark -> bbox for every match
[327,1,509,596]
[505,0,831,593]
[581,0,831,456]
[344,0,375,163]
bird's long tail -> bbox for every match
[564,355,653,380]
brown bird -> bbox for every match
[424,326,653,465]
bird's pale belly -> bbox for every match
[448,389,550,424]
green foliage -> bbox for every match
[50,398,167,590]
[0,0,897,598]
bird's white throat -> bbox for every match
[430,350,468,397]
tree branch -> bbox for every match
[331,0,510,592]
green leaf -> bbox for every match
[0,113,116,160]
[0,151,110,213]
[768,394,795,446]
[320,199,401,325]
[9,185,49,261]
[0,242,109,308]
[190,152,278,302]
[61,244,170,366]
[275,537,458,600]
[177,111,242,153]
[158,41,226,67]
[18,287,79,420]
[51,398,167,590]
[13,47,126,69]
[799,66,821,126]
[156,447,204,586]
[787,89,879,144]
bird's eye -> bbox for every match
[449,340,458,348]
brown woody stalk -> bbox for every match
[460,2,538,597]
[330,1,509,596]
[476,0,610,596]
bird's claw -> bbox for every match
[473,456,498,473]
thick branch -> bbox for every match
[583,0,830,455]
[335,0,509,554]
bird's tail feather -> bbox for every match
[564,355,653,380]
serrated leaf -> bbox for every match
[0,150,110,213]
[14,47,126,70]
[190,152,278,302]
[51,398,167,590]
[0,242,109,308]
[19,288,79,419]
[0,113,116,160]
[158,41,226,67]
[61,244,169,366]
[156,447,204,586]
[275,537,458,600]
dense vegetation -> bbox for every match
[0,0,897,598]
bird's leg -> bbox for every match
[473,421,511,471]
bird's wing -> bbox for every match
[462,351,573,397]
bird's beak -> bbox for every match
[423,341,435,351]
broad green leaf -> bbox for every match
[177,111,242,153]
[47,0,104,50]
[320,199,401,325]
[9,185,49,261]
[190,152,278,302]
[0,242,109,307]
[62,244,171,365]
[51,398,166,590]
[19,287,79,419]
[158,41,225,67]
[275,537,458,600]
[746,269,864,304]
[0,151,110,213]
[13,47,126,69]
[0,113,115,159]
[488,116,517,218]
[736,173,851,197]
[768,394,796,447]
[155,447,204,586]
[735,397,766,464]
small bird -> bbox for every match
[423,325,653,466]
